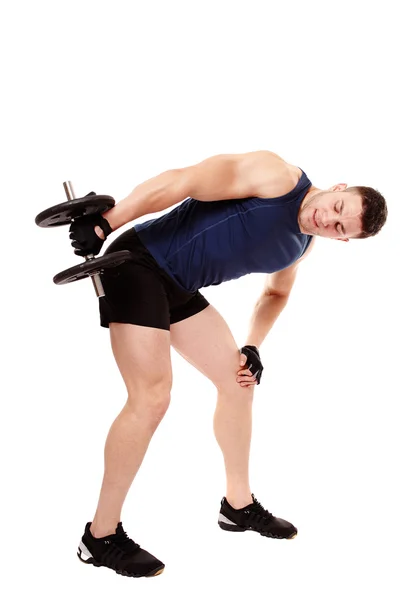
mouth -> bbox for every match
[313,209,318,228]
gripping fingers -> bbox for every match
[236,368,257,387]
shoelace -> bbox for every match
[245,496,274,528]
[110,529,140,554]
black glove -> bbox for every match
[239,345,264,384]
[69,213,113,257]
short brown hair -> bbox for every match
[346,186,388,238]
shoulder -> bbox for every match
[244,151,303,198]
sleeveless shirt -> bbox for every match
[134,168,313,293]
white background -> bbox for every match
[1,0,399,598]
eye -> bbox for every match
[335,202,343,234]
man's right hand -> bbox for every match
[69,214,113,256]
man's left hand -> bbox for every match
[237,345,264,387]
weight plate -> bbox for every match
[53,251,132,285]
[35,195,115,227]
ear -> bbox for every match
[329,183,348,192]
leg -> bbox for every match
[91,323,172,537]
[170,305,254,509]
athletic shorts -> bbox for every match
[98,227,210,330]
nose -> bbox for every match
[321,210,335,227]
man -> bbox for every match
[70,150,387,578]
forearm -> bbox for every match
[102,169,188,232]
[245,292,289,348]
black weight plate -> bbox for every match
[53,251,132,285]
[35,195,115,227]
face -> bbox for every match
[298,184,364,241]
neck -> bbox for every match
[298,186,321,234]
[301,185,321,206]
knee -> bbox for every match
[127,386,171,426]
[147,393,171,424]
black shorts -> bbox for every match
[98,227,210,330]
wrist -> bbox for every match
[244,342,261,350]
[241,344,260,357]
[101,208,120,232]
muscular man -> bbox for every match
[71,150,388,578]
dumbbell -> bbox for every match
[35,181,132,298]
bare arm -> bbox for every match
[101,151,291,233]
[244,292,291,348]
[101,168,189,232]
[245,238,316,347]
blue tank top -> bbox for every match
[134,168,313,293]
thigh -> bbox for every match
[170,304,245,392]
[110,322,173,396]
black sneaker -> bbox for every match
[77,522,165,577]
[218,494,297,539]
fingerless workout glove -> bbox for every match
[69,214,113,257]
[239,345,264,384]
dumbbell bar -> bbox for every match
[35,183,132,296]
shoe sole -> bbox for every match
[218,521,297,540]
[77,543,164,578]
